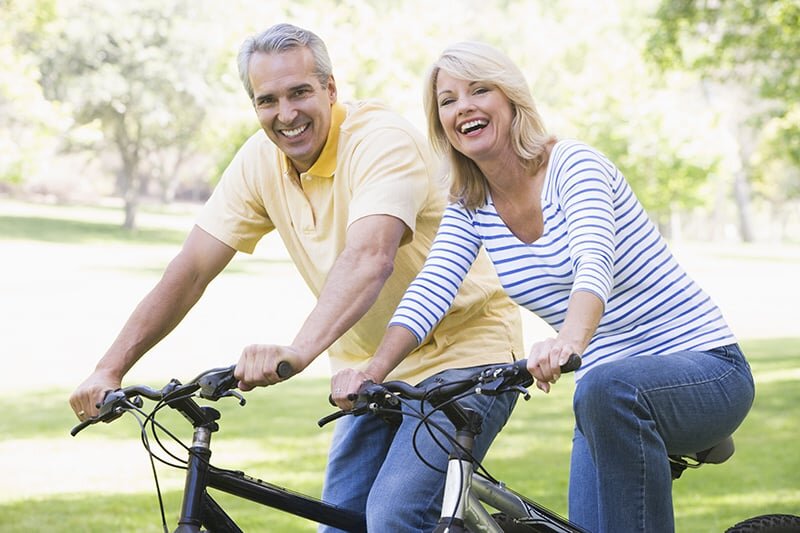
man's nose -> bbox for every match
[276,100,298,125]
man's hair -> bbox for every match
[237,23,333,101]
[423,41,554,210]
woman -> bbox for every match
[331,41,754,532]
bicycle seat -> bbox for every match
[690,435,735,464]
[669,435,735,479]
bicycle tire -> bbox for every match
[725,514,800,533]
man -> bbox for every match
[69,23,523,531]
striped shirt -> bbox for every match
[390,140,736,378]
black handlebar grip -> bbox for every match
[560,353,582,373]
[276,361,294,379]
[70,418,93,437]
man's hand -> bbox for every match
[330,368,374,411]
[69,369,122,420]
[234,344,308,391]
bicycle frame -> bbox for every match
[431,398,588,533]
[174,417,366,532]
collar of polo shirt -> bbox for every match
[281,102,346,179]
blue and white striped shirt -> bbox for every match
[390,140,736,378]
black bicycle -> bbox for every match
[71,358,800,532]
[71,363,366,532]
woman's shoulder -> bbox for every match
[550,139,602,162]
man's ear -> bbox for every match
[327,74,337,104]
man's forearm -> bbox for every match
[289,245,394,366]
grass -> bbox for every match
[0,339,798,532]
[0,201,798,531]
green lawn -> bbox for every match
[0,338,797,532]
[0,202,798,532]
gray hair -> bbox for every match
[237,23,333,101]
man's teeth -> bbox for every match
[460,120,487,134]
[282,124,308,138]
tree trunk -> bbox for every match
[123,188,138,230]
[732,167,755,242]
[733,124,757,243]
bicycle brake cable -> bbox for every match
[123,407,170,532]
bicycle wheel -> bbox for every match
[725,514,800,532]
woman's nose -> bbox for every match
[456,97,475,115]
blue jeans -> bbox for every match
[568,344,754,532]
[318,364,518,532]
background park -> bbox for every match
[1,0,798,531]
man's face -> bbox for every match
[249,47,337,173]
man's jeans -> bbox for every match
[568,344,755,533]
[318,364,518,532]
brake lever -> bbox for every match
[318,404,369,427]
[69,391,142,436]
[196,365,245,404]
[217,389,246,405]
[510,385,531,401]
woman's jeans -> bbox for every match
[569,344,754,533]
[318,364,517,533]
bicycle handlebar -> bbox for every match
[318,354,581,427]
[71,354,580,436]
[70,365,243,437]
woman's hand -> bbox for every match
[527,338,580,393]
[330,368,375,410]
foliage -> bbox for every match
[0,0,61,185]
[647,0,800,208]
[647,0,799,103]
[2,0,798,239]
[33,0,228,228]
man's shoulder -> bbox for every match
[341,100,419,136]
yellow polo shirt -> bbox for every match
[197,100,522,384]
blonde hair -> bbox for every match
[423,41,555,209]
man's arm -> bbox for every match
[234,214,406,390]
[69,226,236,418]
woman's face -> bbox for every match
[435,70,515,166]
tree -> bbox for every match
[647,0,800,241]
[35,0,225,229]
[0,0,60,187]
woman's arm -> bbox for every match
[528,289,604,393]
[330,204,482,408]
